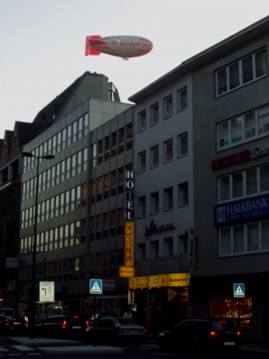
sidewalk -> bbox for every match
[241,343,269,355]
[8,336,269,355]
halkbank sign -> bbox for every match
[215,193,269,226]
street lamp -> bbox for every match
[22,151,54,335]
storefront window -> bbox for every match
[210,297,253,329]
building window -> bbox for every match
[150,102,159,126]
[150,240,159,258]
[217,104,269,150]
[163,187,173,211]
[164,237,173,256]
[163,95,173,119]
[177,87,187,111]
[218,164,269,203]
[137,243,146,260]
[150,191,159,215]
[137,110,147,132]
[219,220,269,256]
[178,182,189,207]
[137,150,146,172]
[215,48,267,96]
[163,138,173,162]
[138,195,146,218]
[150,145,159,168]
[177,132,188,157]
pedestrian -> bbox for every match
[122,306,133,319]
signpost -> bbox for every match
[39,281,55,302]
[233,283,245,328]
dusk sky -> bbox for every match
[1,0,269,138]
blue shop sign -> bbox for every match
[215,193,269,226]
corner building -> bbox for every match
[130,16,269,341]
[19,72,130,314]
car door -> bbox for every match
[94,318,116,342]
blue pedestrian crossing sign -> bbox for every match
[233,283,245,298]
[89,278,103,295]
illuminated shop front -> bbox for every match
[129,273,190,328]
[210,297,253,330]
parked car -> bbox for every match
[0,308,24,334]
[0,314,15,335]
[34,314,84,338]
[85,316,148,346]
[0,307,15,317]
[157,318,242,353]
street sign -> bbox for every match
[233,283,245,298]
[89,279,103,294]
[39,281,55,302]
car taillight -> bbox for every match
[209,330,218,337]
[61,319,68,330]
[236,330,242,337]
[73,315,79,321]
[117,327,124,335]
[144,327,149,335]
[85,319,91,329]
[5,320,11,328]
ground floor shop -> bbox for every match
[129,272,191,333]
[190,273,269,343]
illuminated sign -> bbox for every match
[215,193,269,225]
[125,170,134,220]
[124,221,134,266]
[119,265,135,278]
[129,272,190,289]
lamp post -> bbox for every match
[22,152,54,335]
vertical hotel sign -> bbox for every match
[119,170,135,278]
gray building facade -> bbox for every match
[19,72,130,314]
[129,16,269,340]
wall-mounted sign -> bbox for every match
[215,193,269,226]
[125,170,134,220]
[119,265,135,278]
[212,145,269,171]
[124,221,135,266]
[145,220,176,237]
[129,272,190,289]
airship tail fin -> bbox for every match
[85,35,102,56]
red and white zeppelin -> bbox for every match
[85,35,153,59]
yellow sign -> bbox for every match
[129,272,190,289]
[124,221,134,266]
[119,265,135,278]
[167,273,190,287]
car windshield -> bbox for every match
[118,318,137,325]
[0,309,14,317]
[212,321,224,331]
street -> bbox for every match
[0,336,268,359]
